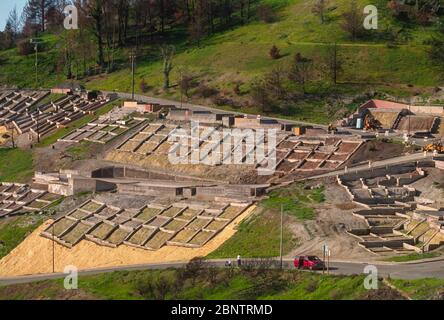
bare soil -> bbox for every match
[285,178,376,261]
[345,141,413,166]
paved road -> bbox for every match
[2,257,444,286]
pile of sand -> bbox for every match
[0,126,9,145]
[0,205,256,277]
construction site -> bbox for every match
[0,90,444,278]
[339,99,444,137]
[0,89,114,146]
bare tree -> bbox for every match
[341,0,364,41]
[250,68,287,113]
[325,43,343,85]
[288,53,314,94]
[312,0,328,24]
[250,78,271,113]
[7,6,21,37]
[160,44,175,89]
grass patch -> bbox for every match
[0,148,34,183]
[0,215,44,259]
[261,183,325,220]
[390,278,444,300]
[65,141,95,160]
[207,208,296,259]
[383,252,439,263]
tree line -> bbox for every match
[0,1,261,61]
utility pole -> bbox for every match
[408,103,411,139]
[36,107,40,143]
[130,50,136,100]
[30,39,42,89]
[34,43,38,87]
[322,244,326,274]
[52,222,55,273]
[280,204,283,269]
[180,71,184,109]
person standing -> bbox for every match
[237,254,242,267]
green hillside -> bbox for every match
[1,0,444,124]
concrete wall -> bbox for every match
[340,164,418,181]
[117,184,181,198]
[410,105,444,115]
[234,117,282,130]
[167,109,192,121]
[435,160,444,170]
[48,183,72,196]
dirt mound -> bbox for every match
[396,115,436,132]
[345,141,412,165]
[359,287,406,300]
[106,150,260,184]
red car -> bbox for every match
[293,256,325,270]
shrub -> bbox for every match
[140,78,149,93]
[233,82,242,95]
[269,45,280,59]
[179,74,195,98]
[17,40,34,55]
[196,83,219,98]
[212,94,237,107]
[257,4,276,23]
[305,279,318,293]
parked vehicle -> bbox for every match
[293,256,324,270]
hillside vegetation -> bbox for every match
[1,1,444,124]
[0,262,405,300]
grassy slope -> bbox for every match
[0,268,399,300]
[83,0,443,112]
[389,278,444,300]
[0,1,442,123]
[207,208,297,259]
[0,215,44,259]
[383,252,439,263]
[262,183,325,220]
[0,148,33,182]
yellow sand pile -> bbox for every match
[0,205,256,277]
[0,126,9,145]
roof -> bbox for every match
[361,99,409,110]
